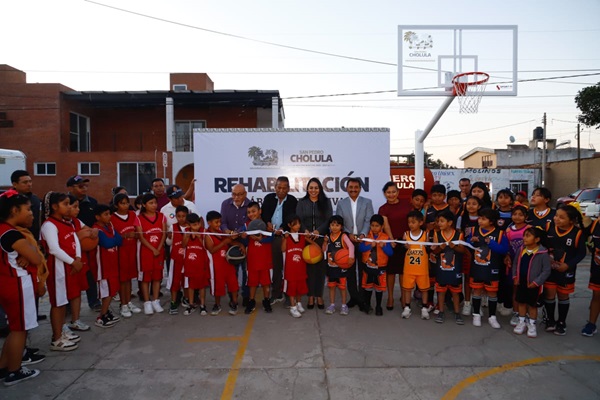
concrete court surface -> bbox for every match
[2,256,599,400]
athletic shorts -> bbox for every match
[0,274,37,332]
[435,282,462,294]
[98,276,119,300]
[543,281,575,295]
[118,243,138,281]
[361,267,387,292]
[138,247,164,282]
[469,278,499,292]
[327,276,347,290]
[212,264,239,297]
[185,275,210,290]
[402,273,430,291]
[515,283,542,307]
[284,278,308,297]
[589,262,600,291]
[167,261,184,292]
[247,269,272,288]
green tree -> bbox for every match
[247,146,263,161]
[575,82,600,129]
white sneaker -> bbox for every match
[112,293,120,302]
[498,303,513,317]
[488,315,501,329]
[50,337,78,352]
[120,305,132,318]
[472,313,482,327]
[296,302,306,313]
[421,307,430,320]
[510,312,520,326]
[144,301,154,315]
[289,306,302,318]
[513,320,527,334]
[152,299,164,313]
[462,301,471,316]
[527,322,537,338]
[62,325,81,343]
[402,306,412,319]
[68,319,91,331]
[128,302,142,314]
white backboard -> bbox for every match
[398,25,518,96]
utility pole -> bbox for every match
[541,112,547,186]
[577,123,581,188]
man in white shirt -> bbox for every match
[160,185,199,228]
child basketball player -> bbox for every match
[323,215,354,315]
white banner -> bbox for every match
[194,128,390,217]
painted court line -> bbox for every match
[441,354,600,400]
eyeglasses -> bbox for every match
[232,192,245,197]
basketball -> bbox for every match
[333,249,351,269]
[79,236,99,252]
[302,244,323,264]
[226,245,246,264]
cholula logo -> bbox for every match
[290,150,333,163]
[247,146,278,166]
[404,31,433,58]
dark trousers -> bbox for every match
[346,244,364,305]
[307,259,327,298]
[235,261,249,299]
[270,235,284,299]
[85,270,99,307]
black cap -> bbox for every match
[66,175,90,187]
[166,185,184,198]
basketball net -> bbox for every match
[452,72,489,114]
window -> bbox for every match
[34,162,56,176]
[172,84,187,91]
[118,162,156,196]
[482,155,493,168]
[510,181,529,196]
[78,162,100,175]
[174,120,206,152]
[70,112,90,152]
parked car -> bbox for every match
[578,189,600,220]
[557,188,600,206]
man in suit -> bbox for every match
[261,176,298,304]
[335,178,374,311]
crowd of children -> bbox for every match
[1,180,599,386]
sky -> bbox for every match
[3,0,600,166]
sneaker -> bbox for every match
[289,306,302,318]
[128,302,142,314]
[95,314,115,328]
[472,313,482,327]
[435,312,445,324]
[513,320,527,335]
[262,299,273,313]
[112,293,120,302]
[229,302,238,316]
[402,306,412,319]
[120,305,133,318]
[211,305,222,316]
[25,347,40,355]
[296,302,306,313]
[426,303,435,313]
[510,312,520,327]
[151,300,164,313]
[245,299,256,315]
[433,306,441,315]
[421,307,430,320]
[488,315,501,329]
[181,297,190,308]
[340,304,349,316]
[61,326,81,343]
[461,301,471,316]
[325,304,336,315]
[144,301,154,315]
[499,303,513,317]
[50,337,78,352]
[455,314,465,325]
[581,322,598,337]
[545,320,556,332]
[106,310,120,324]
[21,352,45,366]
[375,306,383,316]
[4,367,40,386]
[68,319,91,332]
[554,322,567,336]
[527,322,537,338]
[169,301,179,315]
[199,305,208,316]
[183,305,197,316]
[270,295,284,305]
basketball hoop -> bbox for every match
[452,72,490,114]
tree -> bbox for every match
[575,82,600,129]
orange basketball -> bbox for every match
[333,248,351,269]
[80,236,99,252]
[302,244,323,264]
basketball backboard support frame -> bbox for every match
[398,25,518,97]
